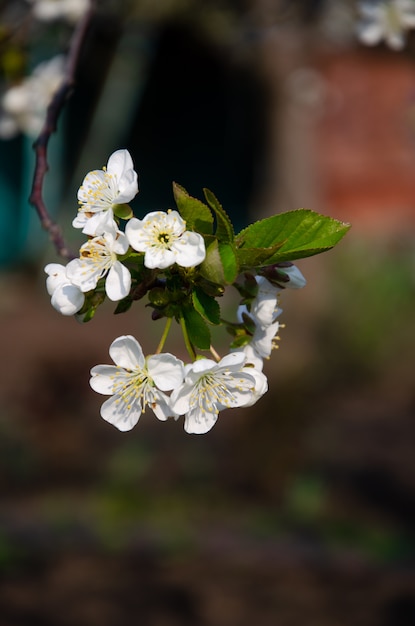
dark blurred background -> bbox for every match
[1,1,415,624]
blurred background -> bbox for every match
[1,0,415,624]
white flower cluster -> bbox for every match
[44,148,306,434]
[0,55,65,139]
[45,148,206,313]
[28,0,90,23]
[356,0,415,50]
[230,268,304,372]
[90,336,268,435]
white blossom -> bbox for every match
[250,276,282,327]
[265,264,307,290]
[0,55,65,139]
[66,231,131,301]
[28,0,89,23]
[282,264,307,289]
[356,0,415,50]
[90,335,185,431]
[234,310,281,369]
[73,149,138,236]
[241,365,269,407]
[233,275,283,368]
[170,352,260,434]
[126,210,206,270]
[44,262,85,316]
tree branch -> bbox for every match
[29,2,96,260]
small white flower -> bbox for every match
[356,0,415,50]
[265,264,307,290]
[90,335,185,431]
[0,55,65,139]
[44,262,85,315]
[241,365,268,407]
[233,275,283,367]
[170,352,258,434]
[73,149,139,236]
[234,310,281,368]
[234,342,264,371]
[126,210,206,270]
[66,231,131,301]
[250,276,282,327]
[247,316,282,360]
[282,264,307,289]
[28,0,89,23]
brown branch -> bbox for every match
[29,2,97,260]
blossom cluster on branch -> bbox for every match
[0,0,90,139]
[356,0,415,50]
[44,148,350,434]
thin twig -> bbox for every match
[29,2,96,260]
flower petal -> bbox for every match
[251,319,280,358]
[99,394,142,432]
[77,170,107,206]
[105,261,131,301]
[112,231,130,255]
[107,149,139,203]
[233,344,264,371]
[146,354,184,391]
[240,367,268,407]
[169,383,192,415]
[50,283,84,315]
[44,263,67,295]
[89,365,121,395]
[216,351,246,371]
[184,407,219,434]
[151,391,177,421]
[357,20,383,45]
[251,276,280,326]
[125,217,146,251]
[109,335,144,369]
[66,258,101,293]
[144,247,176,269]
[81,209,118,237]
[172,231,206,267]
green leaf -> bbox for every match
[218,241,239,284]
[199,238,239,285]
[192,287,220,325]
[182,305,211,350]
[173,182,213,235]
[236,241,285,269]
[199,238,225,285]
[236,209,351,264]
[203,188,234,242]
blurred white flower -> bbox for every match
[28,0,89,23]
[126,210,206,270]
[357,0,415,50]
[90,335,185,431]
[73,149,139,236]
[170,352,262,434]
[44,262,85,315]
[66,231,131,301]
[0,55,65,139]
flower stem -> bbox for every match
[179,316,196,361]
[209,345,221,362]
[155,317,172,354]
